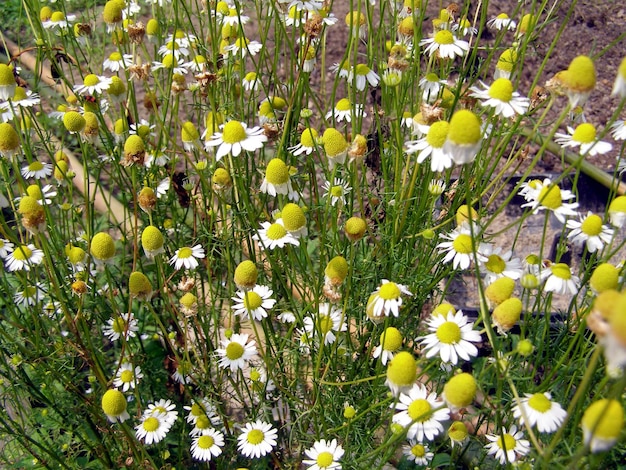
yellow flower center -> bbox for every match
[411,443,426,457]
[112,317,127,334]
[63,111,86,133]
[497,13,509,20]
[528,393,551,412]
[571,123,597,144]
[177,247,193,259]
[197,435,215,449]
[247,429,264,445]
[83,74,100,87]
[565,55,596,92]
[101,389,126,416]
[452,233,473,254]
[537,185,562,210]
[142,226,164,251]
[330,186,344,198]
[336,98,351,111]
[317,314,333,334]
[50,11,66,22]
[380,327,403,351]
[550,263,571,280]
[234,260,258,287]
[225,341,244,360]
[13,87,27,101]
[143,417,160,432]
[244,291,263,310]
[434,30,454,45]
[265,158,289,185]
[300,128,318,147]
[316,452,334,467]
[323,128,348,157]
[120,369,134,383]
[266,223,287,240]
[408,398,432,422]
[426,121,449,148]
[498,433,516,452]
[355,63,370,75]
[497,49,518,72]
[488,78,514,102]
[222,120,246,144]
[436,321,461,344]
[196,415,210,429]
[444,373,476,407]
[581,214,603,236]
[447,110,481,145]
[379,282,401,300]
[387,351,417,386]
[485,254,506,274]
[281,204,305,231]
[13,246,32,261]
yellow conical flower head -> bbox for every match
[67,246,86,265]
[265,158,290,185]
[0,64,17,100]
[180,292,197,310]
[212,167,232,189]
[379,327,403,351]
[129,271,152,299]
[0,122,20,157]
[398,17,414,36]
[54,160,69,182]
[564,56,596,93]
[496,49,518,74]
[141,225,164,257]
[589,263,619,293]
[443,373,476,409]
[325,256,348,285]
[103,1,123,25]
[234,260,258,290]
[432,302,455,317]
[146,18,159,36]
[485,277,515,307]
[101,389,127,418]
[123,135,145,165]
[63,111,86,133]
[281,203,306,232]
[18,196,41,216]
[581,399,624,453]
[181,121,199,142]
[82,112,99,139]
[40,6,53,21]
[591,289,620,323]
[138,187,157,212]
[492,297,522,334]
[455,205,478,226]
[26,184,43,200]
[108,76,126,98]
[386,351,417,393]
[345,216,367,241]
[447,110,481,146]
[323,128,348,157]
[90,232,115,261]
[609,293,626,346]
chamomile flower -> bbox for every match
[103,312,139,342]
[512,392,567,433]
[42,11,76,30]
[521,178,579,223]
[488,13,516,31]
[252,221,300,250]
[103,51,133,72]
[290,127,320,156]
[242,71,259,91]
[326,98,365,123]
[611,119,626,141]
[184,398,221,426]
[224,37,263,58]
[135,412,170,445]
[437,225,477,270]
[260,158,296,198]
[73,74,113,96]
[303,303,347,345]
[0,238,14,259]
[158,41,190,59]
[561,55,596,109]
[303,438,344,469]
[191,429,225,462]
[101,389,129,423]
[444,109,483,165]
[386,351,417,396]
[372,327,403,365]
[420,30,469,60]
[146,399,178,426]
[419,73,447,103]
[221,7,250,26]
[368,279,413,318]
[392,383,450,441]
[477,244,523,284]
[566,211,614,253]
[405,121,453,173]
[403,441,433,466]
[581,399,624,452]
[541,262,580,295]
[237,420,278,458]
[322,128,349,169]
[231,285,276,321]
[113,363,143,392]
[5,244,44,271]
[322,178,351,206]
[419,310,481,365]
[470,78,530,118]
[556,123,613,156]
[14,283,45,307]
[21,160,53,179]
[348,64,380,91]
[152,54,189,75]
[169,244,205,270]
[608,196,626,227]
[216,333,258,372]
[11,87,40,108]
[485,425,530,465]
[205,120,267,160]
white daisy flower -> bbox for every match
[611,119,626,141]
[113,363,143,392]
[0,238,13,259]
[146,399,179,426]
[242,71,259,91]
[512,392,567,433]
[477,244,523,284]
[566,211,614,253]
[14,283,45,307]
[277,311,296,323]
[184,398,221,426]
[368,279,413,318]
[205,120,267,160]
[541,262,580,295]
[145,148,170,168]
[21,160,53,179]
[325,98,366,123]
[290,127,320,156]
[103,51,134,72]
[419,73,447,103]
[231,285,276,321]
[169,244,205,270]
[224,37,263,58]
[403,441,434,466]
[348,64,379,91]
[303,438,344,469]
[372,327,403,365]
[190,411,223,437]
[11,87,40,108]
[191,429,225,462]
[237,420,278,458]
[158,41,190,59]
[252,221,300,250]
[42,11,76,30]
[220,8,250,26]
[437,225,477,270]
[259,158,296,198]
[554,123,613,156]
[135,412,170,445]
[419,310,481,365]
[520,178,579,224]
[73,74,113,95]
[216,333,258,372]
[485,425,530,465]
[420,30,469,60]
[152,54,189,75]
[582,399,624,453]
[470,78,530,118]
[303,303,347,346]
[405,121,453,173]
[129,119,156,139]
[102,312,139,342]
[322,178,351,206]
[5,244,44,271]
[392,383,450,441]
[487,13,517,31]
